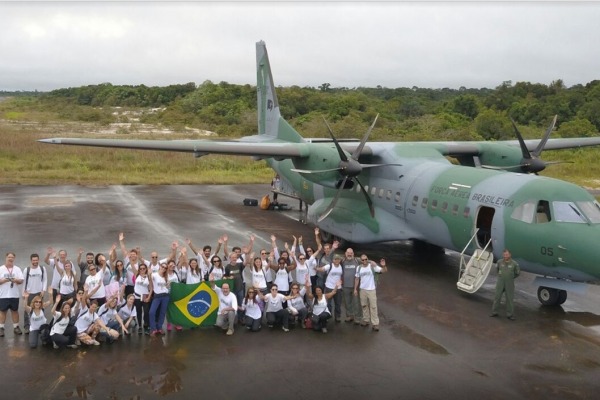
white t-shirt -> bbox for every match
[355,264,383,291]
[312,296,330,316]
[29,309,47,331]
[288,287,307,310]
[85,273,106,299]
[186,269,202,284]
[48,259,68,290]
[134,274,151,297]
[323,264,343,290]
[264,293,286,313]
[214,286,238,313]
[75,307,100,334]
[273,268,290,292]
[50,312,70,336]
[251,268,267,290]
[0,265,24,298]
[118,302,137,321]
[22,266,47,294]
[241,298,262,320]
[294,263,309,286]
[59,273,77,295]
[98,303,119,324]
[151,273,169,295]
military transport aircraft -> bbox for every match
[40,41,600,307]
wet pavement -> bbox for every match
[1,184,600,399]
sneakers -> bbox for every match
[138,328,143,335]
[92,340,100,346]
[0,327,4,337]
[345,317,354,323]
[167,323,172,332]
[282,327,289,332]
[301,320,306,329]
[158,330,165,335]
[67,344,78,349]
[226,329,234,336]
[175,325,183,331]
[360,322,368,327]
[53,342,59,349]
[144,328,150,336]
[24,327,30,334]
[489,313,499,317]
[507,315,516,321]
[354,321,361,325]
[75,339,81,346]
[150,330,158,337]
[372,325,380,332]
[322,327,328,334]
[14,326,23,335]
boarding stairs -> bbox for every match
[457,230,493,293]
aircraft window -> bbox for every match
[412,196,418,206]
[395,192,401,202]
[431,199,438,210]
[536,200,551,223]
[511,201,536,224]
[578,201,600,224]
[386,190,392,200]
[441,202,448,213]
[379,189,384,198]
[421,198,428,208]
[553,202,587,223]
[371,187,377,196]
[463,206,470,218]
[363,185,369,193]
[452,204,459,216]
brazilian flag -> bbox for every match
[167,279,234,328]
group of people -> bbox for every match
[0,227,388,349]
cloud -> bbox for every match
[1,2,599,91]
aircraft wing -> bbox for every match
[38,138,310,158]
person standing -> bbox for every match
[22,253,48,334]
[354,255,387,331]
[490,249,520,320]
[0,252,24,337]
[341,248,362,324]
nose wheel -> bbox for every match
[537,286,567,306]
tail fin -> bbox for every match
[256,41,304,143]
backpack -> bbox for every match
[260,194,271,210]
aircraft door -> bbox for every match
[475,206,495,250]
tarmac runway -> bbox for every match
[1,184,600,400]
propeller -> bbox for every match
[299,114,402,222]
[510,115,562,174]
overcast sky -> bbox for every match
[1,1,599,92]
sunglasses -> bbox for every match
[361,259,368,261]
[212,260,221,263]
[151,256,158,259]
[299,257,305,260]
[271,289,278,291]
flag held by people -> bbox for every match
[167,280,233,328]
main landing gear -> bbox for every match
[537,286,567,306]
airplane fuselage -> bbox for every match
[269,143,600,285]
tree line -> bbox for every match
[3,79,600,141]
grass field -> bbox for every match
[1,115,600,189]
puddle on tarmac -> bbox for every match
[389,322,450,355]
[131,367,183,396]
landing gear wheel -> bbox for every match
[557,290,567,305]
[537,286,559,306]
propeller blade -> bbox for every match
[323,117,348,162]
[355,178,375,218]
[290,167,342,174]
[318,176,348,222]
[352,113,379,161]
[532,115,557,157]
[510,118,531,160]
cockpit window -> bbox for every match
[511,201,535,223]
[576,201,600,224]
[552,202,587,224]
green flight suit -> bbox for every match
[491,259,520,317]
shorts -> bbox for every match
[0,297,19,312]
